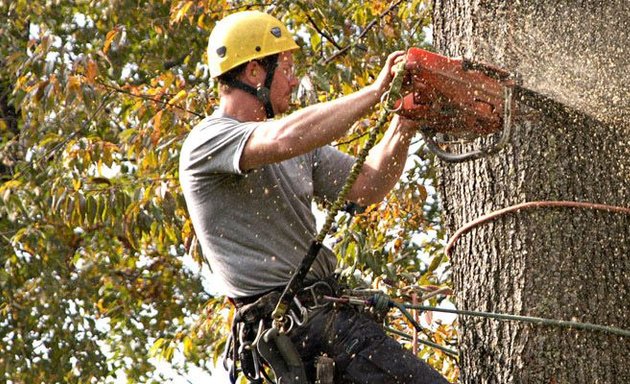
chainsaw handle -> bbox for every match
[422,132,507,162]
[422,86,514,162]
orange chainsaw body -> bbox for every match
[396,48,515,136]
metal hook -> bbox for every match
[423,85,514,162]
[289,297,309,327]
[381,90,403,113]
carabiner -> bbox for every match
[289,296,309,327]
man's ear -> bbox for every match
[241,61,265,87]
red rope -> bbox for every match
[445,201,630,257]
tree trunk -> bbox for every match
[432,1,629,383]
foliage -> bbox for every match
[0,0,455,382]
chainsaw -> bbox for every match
[395,48,519,162]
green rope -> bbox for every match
[272,61,408,324]
[384,326,459,359]
[316,61,407,242]
[333,294,629,357]
[404,304,630,337]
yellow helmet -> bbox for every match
[207,10,299,78]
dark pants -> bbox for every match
[289,305,449,384]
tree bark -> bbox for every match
[432,1,629,383]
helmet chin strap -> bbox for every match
[224,59,278,119]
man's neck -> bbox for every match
[218,89,268,122]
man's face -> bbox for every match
[270,51,299,115]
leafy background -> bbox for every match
[0,0,457,382]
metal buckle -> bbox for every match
[301,281,334,310]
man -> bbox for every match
[179,10,448,384]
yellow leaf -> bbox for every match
[183,336,193,357]
[167,90,186,106]
[103,27,119,54]
[149,338,166,357]
[341,83,354,95]
[86,60,98,85]
[0,179,21,192]
[153,110,163,131]
[161,71,175,89]
[197,14,205,29]
[16,75,28,90]
[97,299,107,315]
[67,75,82,94]
[151,110,163,145]
[173,1,194,24]
[163,345,174,361]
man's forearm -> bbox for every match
[348,116,417,205]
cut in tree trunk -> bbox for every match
[432,1,629,383]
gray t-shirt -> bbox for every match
[179,114,355,298]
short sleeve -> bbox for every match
[180,116,258,175]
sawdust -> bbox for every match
[476,1,629,128]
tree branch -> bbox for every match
[319,0,407,65]
[298,4,343,51]
[96,80,206,118]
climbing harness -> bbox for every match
[257,326,308,383]
[225,290,281,383]
[225,278,342,384]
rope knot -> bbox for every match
[368,293,392,313]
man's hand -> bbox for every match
[396,114,423,134]
[371,50,407,98]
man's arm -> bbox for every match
[347,115,418,205]
[239,51,405,171]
